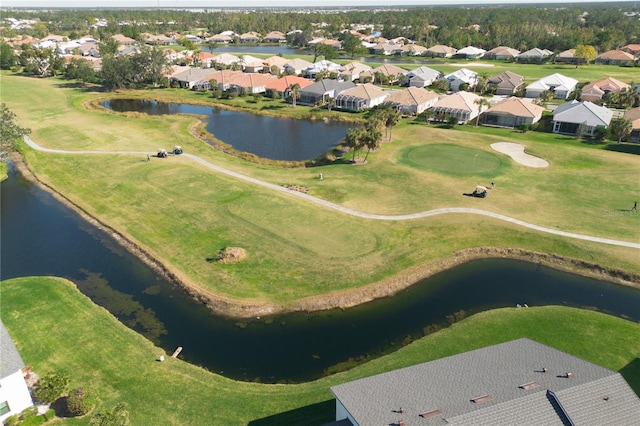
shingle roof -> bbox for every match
[335,83,387,101]
[300,79,355,95]
[553,100,613,127]
[486,97,544,118]
[1,320,26,380]
[432,91,482,112]
[623,107,640,128]
[330,338,639,426]
[385,87,439,106]
[597,50,635,61]
[371,64,408,76]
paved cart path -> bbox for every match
[23,136,640,249]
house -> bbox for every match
[624,107,640,142]
[264,75,313,98]
[263,31,286,43]
[525,73,578,99]
[77,42,100,57]
[226,73,276,95]
[206,70,244,91]
[170,68,221,89]
[190,52,216,68]
[304,60,341,79]
[431,91,485,124]
[385,87,439,115]
[237,55,262,71]
[211,53,240,67]
[580,77,631,103]
[554,49,578,64]
[595,50,636,66]
[487,71,525,95]
[455,45,486,59]
[143,33,173,45]
[484,46,520,60]
[482,97,545,128]
[334,83,388,111]
[399,44,428,56]
[111,34,136,46]
[403,66,442,88]
[239,32,261,43]
[517,47,553,63]
[298,79,355,106]
[621,43,640,59]
[425,44,457,58]
[338,61,373,82]
[0,321,34,424]
[329,338,640,426]
[246,55,290,75]
[283,58,313,75]
[442,68,478,91]
[207,33,233,44]
[552,100,613,136]
[369,43,400,56]
[370,64,407,84]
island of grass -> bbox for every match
[2,72,639,318]
[2,276,639,425]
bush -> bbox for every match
[20,416,44,426]
[66,387,96,416]
[34,372,70,404]
[20,406,38,419]
[4,414,19,426]
[43,409,56,421]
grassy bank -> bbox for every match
[2,73,639,310]
[1,276,639,425]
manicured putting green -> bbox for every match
[401,143,502,174]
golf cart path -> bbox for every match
[23,136,640,249]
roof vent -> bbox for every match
[519,382,540,391]
[419,409,443,419]
[471,395,492,404]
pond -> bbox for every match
[102,99,354,162]
[2,165,639,383]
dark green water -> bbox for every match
[2,164,639,383]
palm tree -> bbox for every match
[474,97,491,126]
[609,118,632,143]
[344,127,366,163]
[287,83,301,108]
[383,107,401,140]
[363,126,383,162]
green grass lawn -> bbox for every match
[2,73,638,307]
[2,276,639,425]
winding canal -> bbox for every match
[2,164,639,383]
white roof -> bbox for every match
[457,45,487,55]
[553,100,614,127]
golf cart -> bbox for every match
[173,145,183,155]
[157,148,168,158]
[472,185,488,198]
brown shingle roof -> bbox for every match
[385,87,439,106]
[486,97,545,118]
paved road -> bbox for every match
[23,136,640,249]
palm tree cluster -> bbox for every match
[344,104,401,163]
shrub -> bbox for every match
[43,409,56,421]
[20,406,39,419]
[34,372,70,404]
[4,414,19,426]
[89,402,130,426]
[20,416,44,426]
[66,387,96,416]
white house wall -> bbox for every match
[0,371,33,423]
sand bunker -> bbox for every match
[491,142,549,168]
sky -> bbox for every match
[2,0,632,9]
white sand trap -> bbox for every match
[491,142,549,168]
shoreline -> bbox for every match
[10,152,640,319]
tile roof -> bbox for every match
[486,97,544,118]
[385,87,439,106]
[432,91,482,112]
[330,338,639,426]
[623,107,640,128]
[335,83,387,101]
[597,50,635,61]
[371,64,407,76]
[1,320,26,380]
[264,75,313,92]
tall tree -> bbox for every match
[474,97,491,126]
[342,33,365,59]
[344,127,366,163]
[0,42,16,70]
[1,103,31,160]
[574,44,596,68]
[287,83,301,108]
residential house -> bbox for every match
[580,77,631,103]
[207,33,233,44]
[595,50,636,66]
[554,49,578,64]
[482,97,545,128]
[111,34,136,46]
[399,44,428,56]
[403,66,442,88]
[431,91,484,124]
[263,31,286,43]
[385,87,439,115]
[249,55,290,75]
[184,34,203,45]
[624,107,640,142]
[226,73,276,95]
[425,44,457,58]
[552,100,613,136]
[329,338,640,426]
[334,83,388,111]
[525,73,578,99]
[304,60,341,79]
[487,71,525,95]
[484,46,520,60]
[338,61,373,82]
[298,79,356,106]
[0,321,34,424]
[517,47,553,63]
[211,53,240,67]
[239,32,261,43]
[369,43,399,56]
[206,70,244,91]
[264,75,313,98]
[143,33,173,45]
[237,55,262,71]
[170,68,220,89]
[39,34,65,43]
[621,43,640,59]
[283,58,313,76]
[370,64,407,84]
[442,68,478,91]
[191,52,216,68]
[455,45,486,59]
[77,42,100,57]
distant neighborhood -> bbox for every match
[3,11,640,142]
